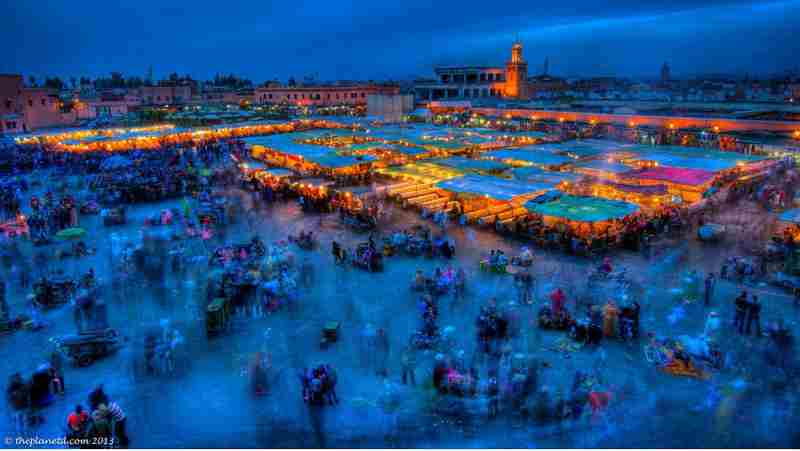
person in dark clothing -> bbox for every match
[88,385,108,411]
[746,295,762,336]
[487,369,499,419]
[7,373,29,434]
[734,292,749,334]
[704,273,716,306]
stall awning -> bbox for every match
[486,149,573,167]
[525,195,640,222]
[374,162,463,184]
[436,174,554,201]
[510,167,584,185]
[779,209,800,224]
[595,180,668,195]
[430,157,510,173]
[623,167,716,186]
[574,160,633,175]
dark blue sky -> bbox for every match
[3,0,798,82]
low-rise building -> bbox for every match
[254,83,399,106]
[135,85,192,106]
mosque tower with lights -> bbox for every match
[504,41,529,99]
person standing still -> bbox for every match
[704,272,716,306]
[734,292,748,334]
[746,295,762,336]
[400,343,416,386]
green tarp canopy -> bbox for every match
[525,195,640,222]
[436,174,554,201]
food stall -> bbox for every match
[524,195,640,232]
[621,167,716,204]
[484,148,573,171]
[435,174,556,228]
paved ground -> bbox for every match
[1,178,799,448]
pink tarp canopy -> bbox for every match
[624,167,715,186]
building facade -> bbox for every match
[254,84,400,106]
[135,85,192,106]
[366,94,414,122]
[0,74,24,133]
[414,42,530,102]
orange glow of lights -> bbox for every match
[628,121,636,127]
[668,123,675,129]
[713,126,720,133]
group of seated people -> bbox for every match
[411,266,465,295]
[482,249,509,271]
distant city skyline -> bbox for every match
[3,0,799,83]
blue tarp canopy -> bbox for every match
[436,174,554,201]
[486,149,573,167]
[430,157,510,173]
[779,208,800,224]
[631,145,766,162]
[575,160,633,175]
[631,152,738,172]
[537,139,634,159]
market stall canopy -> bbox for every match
[257,168,294,178]
[574,160,633,176]
[510,167,584,185]
[430,157,510,173]
[486,149,573,167]
[630,152,739,172]
[238,160,270,171]
[622,167,716,187]
[538,139,635,160]
[374,162,463,184]
[525,195,640,222]
[333,185,376,198]
[633,145,767,163]
[386,145,430,156]
[436,174,555,201]
[595,180,668,195]
[304,153,376,169]
[294,178,334,189]
[778,208,800,224]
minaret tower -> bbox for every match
[505,41,528,99]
